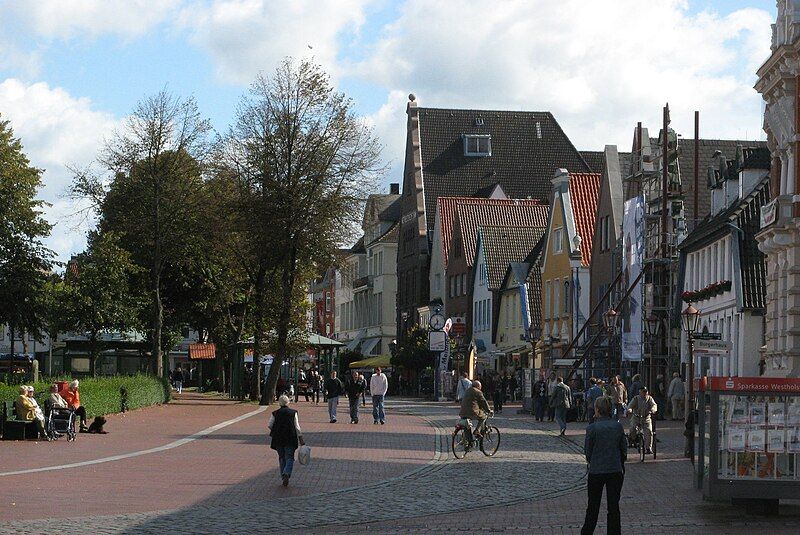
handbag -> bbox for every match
[298,444,311,466]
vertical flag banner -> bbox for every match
[622,195,645,361]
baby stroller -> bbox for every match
[45,403,77,442]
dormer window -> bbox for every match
[463,134,491,157]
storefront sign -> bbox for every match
[693,339,732,354]
[428,330,447,352]
[701,376,800,392]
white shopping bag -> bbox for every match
[298,444,311,466]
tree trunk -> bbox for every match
[152,264,164,378]
[9,324,15,356]
[250,270,266,401]
[89,332,99,376]
[264,247,298,405]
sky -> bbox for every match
[0,0,778,263]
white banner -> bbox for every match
[621,195,645,361]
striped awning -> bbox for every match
[189,343,216,360]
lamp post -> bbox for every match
[681,304,701,413]
[645,313,662,390]
[603,308,619,380]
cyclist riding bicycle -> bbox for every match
[459,379,493,439]
[627,386,658,454]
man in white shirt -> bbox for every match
[667,372,685,420]
[456,371,472,403]
[370,367,389,425]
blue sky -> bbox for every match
[0,0,779,261]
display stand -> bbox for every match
[695,377,800,511]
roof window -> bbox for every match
[463,134,491,157]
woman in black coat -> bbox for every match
[268,395,305,486]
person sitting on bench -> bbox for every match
[60,380,88,431]
[15,386,48,439]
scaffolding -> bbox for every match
[623,107,686,388]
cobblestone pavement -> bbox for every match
[4,398,800,534]
[0,398,586,534]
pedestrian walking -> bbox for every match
[345,370,366,424]
[455,371,471,403]
[549,376,572,436]
[324,371,344,423]
[268,395,305,487]
[654,374,666,420]
[172,365,184,394]
[370,366,388,425]
[546,372,558,421]
[667,372,685,420]
[584,378,604,424]
[492,374,506,413]
[533,377,548,421]
[607,375,627,421]
[581,396,626,535]
[310,370,321,404]
[359,373,367,407]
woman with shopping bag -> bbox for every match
[268,395,305,487]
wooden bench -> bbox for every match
[2,400,39,440]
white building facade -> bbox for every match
[754,1,800,377]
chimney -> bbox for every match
[390,183,400,195]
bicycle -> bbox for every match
[628,414,657,462]
[451,415,500,458]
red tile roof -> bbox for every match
[437,197,544,269]
[454,200,549,268]
[189,343,216,360]
[568,172,601,267]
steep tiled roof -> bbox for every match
[480,226,546,290]
[642,138,767,224]
[367,222,399,247]
[455,201,549,268]
[417,107,591,230]
[742,147,770,170]
[437,197,544,269]
[679,176,771,310]
[580,150,632,175]
[568,172,602,267]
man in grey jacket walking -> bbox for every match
[549,376,572,436]
[581,396,626,535]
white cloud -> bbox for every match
[178,0,372,84]
[0,79,120,262]
[9,0,182,40]
[357,0,773,183]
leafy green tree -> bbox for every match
[217,58,382,404]
[0,116,53,352]
[61,232,144,375]
[72,91,211,376]
[391,325,434,372]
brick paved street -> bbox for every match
[2,395,800,534]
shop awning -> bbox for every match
[345,331,364,352]
[348,355,392,368]
[189,343,216,360]
[360,337,380,356]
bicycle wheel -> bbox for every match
[452,428,470,459]
[638,433,645,462]
[480,426,501,457]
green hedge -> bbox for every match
[0,375,170,418]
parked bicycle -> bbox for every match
[451,415,500,459]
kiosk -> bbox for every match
[695,376,800,510]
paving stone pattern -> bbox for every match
[0,400,587,534]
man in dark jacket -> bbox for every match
[345,370,366,424]
[323,371,344,423]
[581,396,626,534]
[268,395,305,487]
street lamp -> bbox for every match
[603,308,619,379]
[682,304,701,429]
